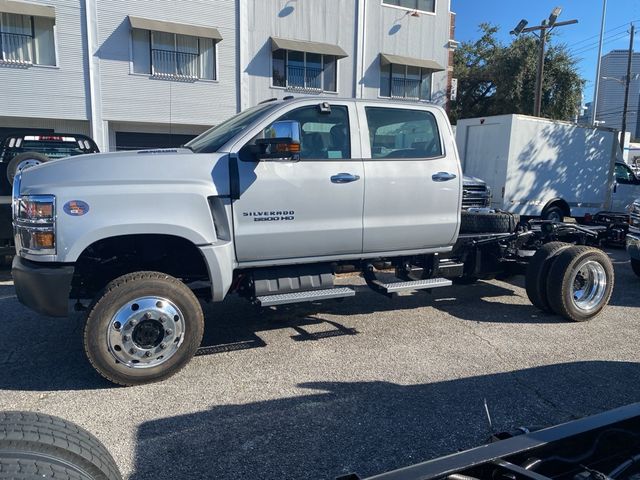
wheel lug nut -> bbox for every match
[159,343,166,350]
[122,335,129,341]
[129,319,137,326]
[165,329,172,335]
[129,348,136,354]
[145,351,152,357]
[144,312,152,319]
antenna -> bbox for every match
[484,398,494,434]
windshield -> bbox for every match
[186,103,277,153]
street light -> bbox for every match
[511,7,578,117]
[601,74,640,85]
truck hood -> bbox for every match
[462,174,487,187]
[16,149,230,196]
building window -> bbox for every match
[272,49,337,92]
[382,0,435,13]
[380,63,432,101]
[0,13,55,65]
[131,29,216,80]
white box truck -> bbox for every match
[456,114,640,221]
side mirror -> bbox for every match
[255,120,301,162]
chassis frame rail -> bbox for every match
[340,403,640,480]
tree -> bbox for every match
[450,23,584,123]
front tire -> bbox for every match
[83,271,204,386]
[546,247,614,322]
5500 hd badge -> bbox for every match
[243,211,295,222]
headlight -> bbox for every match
[13,194,56,255]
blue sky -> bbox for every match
[451,0,640,103]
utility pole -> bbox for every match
[621,23,635,146]
[534,24,548,117]
[592,0,607,125]
[511,7,578,117]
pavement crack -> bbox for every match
[459,323,573,418]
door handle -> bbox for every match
[432,172,457,182]
[331,173,361,184]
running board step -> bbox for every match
[379,277,452,294]
[257,287,356,307]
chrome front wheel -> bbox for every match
[107,296,185,369]
[84,271,205,386]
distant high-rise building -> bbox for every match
[596,50,640,138]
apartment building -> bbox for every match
[1,0,457,151]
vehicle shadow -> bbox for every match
[0,253,634,392]
[128,360,640,480]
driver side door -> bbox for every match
[232,102,364,263]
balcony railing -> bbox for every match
[286,65,322,91]
[0,32,33,64]
[391,77,422,101]
[151,49,199,79]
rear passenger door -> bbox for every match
[358,104,461,252]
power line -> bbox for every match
[565,19,639,49]
[571,31,629,56]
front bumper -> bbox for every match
[12,255,74,317]
[627,229,640,261]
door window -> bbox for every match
[245,105,351,160]
[365,107,441,159]
[615,163,637,184]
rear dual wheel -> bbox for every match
[525,245,614,322]
[83,271,204,386]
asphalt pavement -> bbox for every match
[0,249,639,479]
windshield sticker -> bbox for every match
[64,200,90,216]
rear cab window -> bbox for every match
[363,106,443,159]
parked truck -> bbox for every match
[456,114,640,222]
[11,98,616,386]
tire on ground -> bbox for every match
[6,152,50,185]
[460,211,520,234]
[525,241,572,312]
[546,246,614,322]
[632,258,640,278]
[0,411,122,480]
[83,271,205,387]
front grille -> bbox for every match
[462,185,490,208]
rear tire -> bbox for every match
[632,258,640,278]
[546,246,614,322]
[0,411,122,480]
[541,205,565,222]
[83,271,204,386]
[6,152,50,185]
[525,242,572,312]
[460,211,520,234]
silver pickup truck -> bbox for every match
[11,98,616,386]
